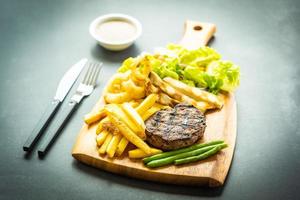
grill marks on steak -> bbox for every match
[145,104,206,150]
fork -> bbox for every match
[38,62,102,156]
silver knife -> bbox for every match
[23,58,87,152]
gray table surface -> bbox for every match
[0,0,299,199]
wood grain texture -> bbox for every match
[179,20,216,49]
[72,20,237,187]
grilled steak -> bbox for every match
[145,104,206,150]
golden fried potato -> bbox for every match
[108,115,151,154]
[106,134,122,158]
[84,108,106,125]
[129,101,140,108]
[116,137,129,156]
[145,81,160,95]
[98,132,113,154]
[96,130,109,146]
[104,92,131,104]
[96,117,109,134]
[141,107,161,121]
[163,77,224,108]
[150,72,214,112]
[128,148,162,159]
[121,103,145,131]
[153,103,171,110]
[157,92,179,107]
[105,104,145,139]
[135,94,158,115]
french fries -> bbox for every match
[115,96,158,154]
[96,117,110,134]
[128,148,162,159]
[96,130,109,146]
[163,77,224,108]
[145,81,160,95]
[84,108,106,125]
[104,92,131,104]
[105,104,145,139]
[106,134,122,158]
[180,92,213,112]
[95,94,164,157]
[95,95,161,157]
[140,103,171,121]
[136,94,158,115]
[108,115,151,154]
[157,92,180,107]
[116,137,129,156]
[98,132,113,154]
[130,101,140,108]
[121,103,145,131]
[149,72,213,112]
[142,107,161,121]
[85,99,141,129]
[153,103,171,110]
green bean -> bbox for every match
[174,144,228,165]
[143,140,224,164]
[146,143,224,168]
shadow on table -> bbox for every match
[72,159,229,197]
[90,44,141,63]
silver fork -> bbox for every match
[70,62,102,104]
[38,62,103,156]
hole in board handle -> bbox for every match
[193,25,202,31]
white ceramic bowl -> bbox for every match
[89,14,142,51]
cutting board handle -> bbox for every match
[179,20,216,49]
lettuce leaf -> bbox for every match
[152,55,180,80]
[197,73,223,94]
[207,61,240,92]
[183,66,223,94]
[181,79,196,87]
[167,44,221,69]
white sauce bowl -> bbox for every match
[89,14,142,51]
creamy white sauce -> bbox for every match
[96,20,137,43]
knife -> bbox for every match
[23,58,87,152]
[37,62,102,156]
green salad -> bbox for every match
[118,44,240,95]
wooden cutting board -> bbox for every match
[72,21,237,187]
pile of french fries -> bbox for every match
[147,72,224,112]
[84,94,168,158]
[84,54,225,159]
